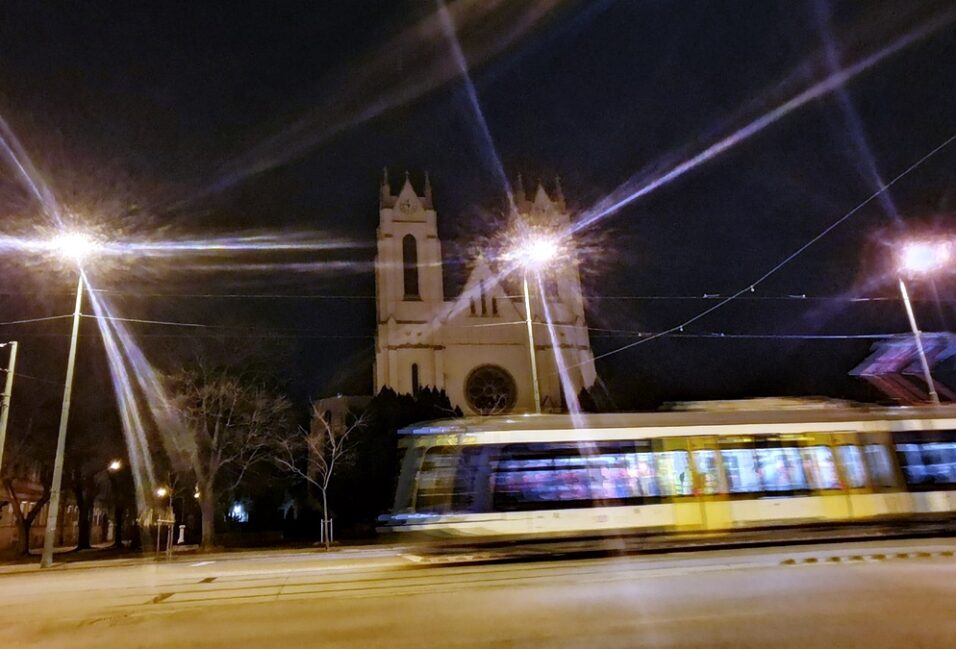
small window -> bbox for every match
[692,450,726,495]
[411,363,420,394]
[479,280,487,315]
[837,445,867,488]
[800,446,840,490]
[629,452,660,498]
[655,451,693,496]
[491,297,498,316]
[415,448,459,513]
[469,299,476,315]
[755,447,808,492]
[863,444,896,488]
[402,234,420,299]
[722,448,762,493]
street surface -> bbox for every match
[1,538,954,648]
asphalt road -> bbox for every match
[2,538,954,648]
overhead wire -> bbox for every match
[585,130,956,364]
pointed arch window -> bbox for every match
[411,363,420,394]
[402,234,420,299]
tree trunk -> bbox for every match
[16,517,30,556]
[199,489,216,551]
[73,472,91,550]
[321,488,330,551]
[112,504,124,548]
[4,479,49,556]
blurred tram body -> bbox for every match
[380,402,956,541]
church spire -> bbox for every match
[380,166,391,206]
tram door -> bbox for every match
[688,436,733,531]
[805,432,851,521]
[655,437,703,532]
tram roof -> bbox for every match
[398,403,956,439]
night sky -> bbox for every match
[0,0,955,432]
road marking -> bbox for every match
[190,561,215,567]
[781,550,956,566]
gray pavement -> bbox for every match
[1,537,954,648]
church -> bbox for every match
[372,169,598,415]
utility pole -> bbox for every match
[0,341,19,473]
[41,274,84,568]
[522,273,542,414]
[899,277,940,404]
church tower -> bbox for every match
[509,177,597,408]
[374,170,446,395]
[374,170,598,415]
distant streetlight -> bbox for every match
[108,459,122,472]
[896,239,951,405]
[156,486,169,498]
[41,231,100,569]
[505,231,563,414]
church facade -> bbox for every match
[373,170,597,415]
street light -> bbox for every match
[506,231,563,414]
[108,459,122,472]
[40,231,98,568]
[896,239,951,405]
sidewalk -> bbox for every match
[0,540,405,575]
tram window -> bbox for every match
[863,444,896,488]
[416,448,459,513]
[909,442,956,485]
[451,448,485,510]
[836,445,866,488]
[929,443,956,484]
[493,444,592,510]
[655,451,693,496]
[755,448,808,492]
[416,447,484,513]
[692,450,725,495]
[585,452,634,501]
[799,446,840,490]
[630,452,660,498]
[895,444,920,485]
[721,449,761,493]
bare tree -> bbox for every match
[166,364,292,550]
[1,431,53,556]
[273,407,364,549]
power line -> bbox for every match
[588,130,956,364]
[0,314,73,327]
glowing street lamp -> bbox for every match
[108,459,122,472]
[896,239,952,405]
[506,231,563,414]
[40,231,98,568]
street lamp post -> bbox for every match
[507,231,561,415]
[0,340,19,476]
[40,232,97,568]
[521,272,542,414]
[40,272,85,567]
[898,277,939,404]
[896,240,952,406]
